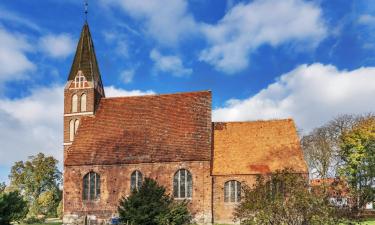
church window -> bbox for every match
[173,169,192,199]
[130,170,143,191]
[83,172,100,201]
[72,94,78,113]
[224,180,241,203]
[74,119,80,134]
[69,120,74,141]
[80,93,87,112]
[74,70,87,88]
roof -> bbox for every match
[65,91,212,166]
[67,22,103,88]
[212,119,308,175]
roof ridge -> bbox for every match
[102,90,212,101]
[213,118,294,123]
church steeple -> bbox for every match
[67,22,104,95]
[63,22,105,148]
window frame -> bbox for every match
[130,170,143,191]
[224,180,241,203]
[173,169,193,200]
[72,94,78,113]
[82,171,101,201]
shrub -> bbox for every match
[0,191,28,225]
[118,178,191,225]
[234,168,347,225]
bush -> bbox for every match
[22,216,45,224]
[234,168,346,225]
[0,191,28,225]
[118,178,191,225]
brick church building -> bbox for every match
[63,23,308,225]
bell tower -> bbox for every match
[63,22,105,150]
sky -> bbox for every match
[0,0,375,183]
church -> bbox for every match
[63,22,308,225]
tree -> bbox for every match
[0,191,28,224]
[234,169,344,225]
[302,114,361,178]
[9,153,62,217]
[339,116,375,210]
[118,178,191,225]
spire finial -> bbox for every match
[84,0,88,21]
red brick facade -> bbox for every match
[63,23,308,225]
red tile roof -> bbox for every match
[65,91,212,166]
[212,120,308,175]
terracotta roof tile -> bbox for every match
[65,91,212,166]
[212,119,308,175]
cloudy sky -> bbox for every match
[0,0,375,183]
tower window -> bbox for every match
[69,119,80,142]
[224,180,241,203]
[83,172,100,201]
[130,170,143,191]
[69,120,74,142]
[80,93,87,112]
[74,71,87,88]
[173,169,192,199]
[74,119,80,134]
[72,94,78,113]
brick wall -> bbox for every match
[63,161,212,224]
[212,175,257,224]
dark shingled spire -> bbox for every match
[68,22,103,89]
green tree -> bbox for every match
[9,153,62,217]
[118,178,191,225]
[0,191,28,224]
[234,169,344,225]
[339,116,375,210]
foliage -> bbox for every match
[118,178,191,225]
[156,200,192,225]
[234,168,345,225]
[339,116,375,210]
[22,216,46,224]
[56,200,63,219]
[301,114,359,178]
[0,182,6,193]
[0,190,28,225]
[9,153,62,217]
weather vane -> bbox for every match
[84,0,88,21]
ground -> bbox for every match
[18,221,375,225]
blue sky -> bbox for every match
[0,0,375,183]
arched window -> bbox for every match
[72,94,78,113]
[80,93,87,112]
[130,170,143,191]
[74,119,80,134]
[224,180,241,203]
[69,120,74,141]
[74,70,87,88]
[173,169,192,199]
[83,172,100,200]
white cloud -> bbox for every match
[0,85,154,168]
[358,14,375,26]
[0,27,35,82]
[99,0,198,46]
[200,0,327,74]
[120,69,135,84]
[150,49,192,77]
[0,85,64,166]
[213,63,375,132]
[0,7,42,32]
[106,86,155,97]
[39,33,75,59]
[103,31,129,57]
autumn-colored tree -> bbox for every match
[339,116,375,210]
[9,153,62,217]
[234,169,345,225]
